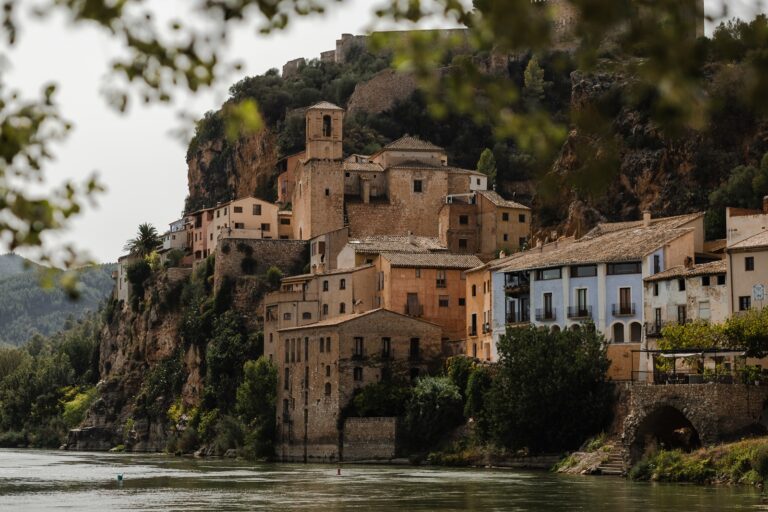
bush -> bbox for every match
[236,358,277,458]
[0,430,26,448]
[178,427,199,453]
[348,381,412,418]
[126,259,152,311]
[445,356,474,400]
[265,266,283,289]
[165,249,185,268]
[61,386,98,428]
[404,376,463,449]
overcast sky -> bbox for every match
[3,0,763,264]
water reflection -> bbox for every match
[0,449,762,511]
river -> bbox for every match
[0,449,764,511]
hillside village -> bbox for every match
[112,95,768,463]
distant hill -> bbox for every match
[0,254,116,346]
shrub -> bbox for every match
[178,427,199,453]
[348,381,412,418]
[126,259,152,311]
[404,376,463,449]
[61,386,98,428]
[165,249,185,268]
[212,415,245,455]
[445,356,474,400]
[265,266,283,289]
[236,358,277,458]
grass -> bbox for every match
[630,438,768,486]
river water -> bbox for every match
[0,449,765,511]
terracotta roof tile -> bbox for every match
[476,190,530,210]
[728,230,768,250]
[586,212,704,237]
[644,260,727,282]
[381,252,483,269]
[307,101,344,111]
[277,308,440,331]
[348,236,446,254]
[383,135,444,152]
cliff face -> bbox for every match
[186,128,279,212]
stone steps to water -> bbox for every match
[596,444,627,476]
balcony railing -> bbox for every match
[535,308,556,321]
[612,303,636,316]
[506,310,531,324]
[567,306,592,320]
[468,326,478,337]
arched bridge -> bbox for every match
[618,383,768,463]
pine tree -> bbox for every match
[477,148,497,187]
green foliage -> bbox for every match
[445,355,474,400]
[523,56,548,106]
[136,350,185,419]
[659,320,726,350]
[348,380,412,418]
[236,357,278,458]
[265,266,283,289]
[126,259,152,311]
[123,223,163,258]
[404,376,463,449]
[463,364,493,438]
[61,386,98,428]
[475,149,497,187]
[707,153,768,238]
[485,325,613,454]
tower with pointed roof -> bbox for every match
[305,101,344,161]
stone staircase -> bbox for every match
[596,444,627,476]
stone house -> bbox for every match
[336,235,447,269]
[188,206,215,263]
[274,308,442,462]
[725,201,768,315]
[161,218,188,252]
[114,253,140,304]
[206,196,281,252]
[375,252,483,354]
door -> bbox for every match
[576,288,587,316]
[619,287,631,314]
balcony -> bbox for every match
[612,303,636,317]
[468,326,478,337]
[567,306,592,320]
[535,308,556,322]
[506,310,530,325]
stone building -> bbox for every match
[725,201,768,315]
[274,308,442,462]
[206,196,282,252]
[336,235,447,269]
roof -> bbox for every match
[644,260,727,282]
[728,230,768,251]
[277,308,440,332]
[586,212,704,237]
[476,190,530,210]
[347,236,446,254]
[342,161,383,172]
[703,239,727,253]
[499,226,693,273]
[382,135,444,152]
[381,252,483,269]
[281,264,375,283]
[307,101,344,111]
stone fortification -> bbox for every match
[347,69,418,115]
[342,417,399,461]
[214,238,308,290]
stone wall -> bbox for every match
[620,383,768,462]
[347,69,418,115]
[214,238,308,290]
[342,417,398,461]
[282,57,306,79]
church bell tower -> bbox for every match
[305,101,344,161]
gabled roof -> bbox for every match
[347,236,446,254]
[307,101,344,111]
[381,252,483,269]
[728,230,768,251]
[281,264,375,283]
[342,161,383,172]
[586,212,704,238]
[277,308,441,331]
[499,226,693,273]
[382,135,444,152]
[476,190,530,210]
[644,260,727,282]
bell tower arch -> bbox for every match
[305,101,344,161]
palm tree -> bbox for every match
[123,223,162,257]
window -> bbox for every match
[382,337,391,358]
[459,215,469,225]
[354,337,364,357]
[436,270,447,288]
[519,214,526,223]
[302,312,312,320]
[325,188,330,196]
[677,305,687,324]
[701,275,710,286]
[717,275,726,286]
[653,282,659,296]
[458,238,468,249]
[653,254,661,274]
[619,287,631,311]
[284,341,289,363]
[324,382,331,396]
[234,222,245,229]
[739,296,752,311]
[746,257,755,271]
[607,262,642,275]
[654,308,662,327]
[576,288,588,311]
[252,204,261,215]
[570,265,597,278]
[699,300,711,320]
[409,338,420,360]
[325,337,331,352]
[543,293,553,318]
[216,210,220,218]
[535,268,562,280]
[471,284,477,296]
[322,304,328,316]
[323,280,329,291]
[224,207,227,215]
[439,295,449,307]
[234,206,243,213]
[503,233,509,242]
[413,180,423,193]
[678,278,686,291]
[339,303,346,314]
[284,368,290,390]
[261,223,270,232]
[415,268,421,278]
[210,233,213,241]
[326,365,331,377]
[280,218,291,225]
[339,279,346,290]
[353,367,363,381]
[502,212,509,221]
[458,297,466,306]
[319,337,325,353]
[283,312,292,321]
[322,114,332,137]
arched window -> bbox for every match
[322,115,332,137]
[613,323,625,343]
[326,365,331,377]
[324,382,331,396]
[630,322,642,343]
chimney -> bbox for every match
[763,195,768,214]
[684,256,694,269]
[642,210,651,227]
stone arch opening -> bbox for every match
[629,322,642,342]
[612,322,625,343]
[570,323,581,332]
[322,115,332,137]
[551,325,561,333]
[630,405,701,462]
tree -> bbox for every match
[404,376,463,448]
[523,56,547,105]
[476,148,497,188]
[723,308,768,358]
[236,357,278,458]
[707,153,768,239]
[485,325,613,453]
[123,223,163,257]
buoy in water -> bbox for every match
[337,467,341,476]
[117,473,124,482]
